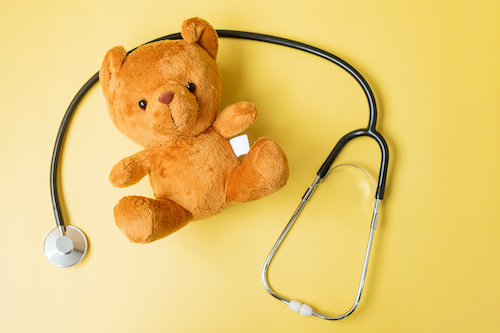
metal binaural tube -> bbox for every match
[261,171,382,320]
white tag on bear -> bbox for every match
[229,134,250,157]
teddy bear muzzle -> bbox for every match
[152,88,198,131]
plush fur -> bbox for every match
[101,17,289,243]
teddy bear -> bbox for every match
[100,17,289,243]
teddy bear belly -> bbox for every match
[148,130,240,220]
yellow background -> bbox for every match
[1,0,499,332]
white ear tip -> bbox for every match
[288,300,313,316]
[288,300,302,313]
[299,303,313,316]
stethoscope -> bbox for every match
[44,29,389,319]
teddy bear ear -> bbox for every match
[100,46,127,91]
[181,17,218,60]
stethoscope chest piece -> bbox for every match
[44,226,88,267]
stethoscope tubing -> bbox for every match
[318,128,389,199]
[50,72,99,228]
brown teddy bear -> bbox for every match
[100,17,289,243]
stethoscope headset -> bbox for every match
[45,29,389,321]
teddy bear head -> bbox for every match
[100,18,221,148]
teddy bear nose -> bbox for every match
[158,92,174,105]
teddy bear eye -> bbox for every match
[138,100,147,109]
[186,82,196,93]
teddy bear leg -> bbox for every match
[226,138,289,203]
[114,196,193,243]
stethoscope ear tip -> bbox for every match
[44,225,88,268]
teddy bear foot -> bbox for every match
[114,196,193,243]
[226,138,289,203]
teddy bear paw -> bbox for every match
[114,196,192,243]
[226,138,289,203]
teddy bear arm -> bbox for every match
[109,150,151,188]
[213,101,258,138]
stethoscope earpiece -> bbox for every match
[44,226,88,268]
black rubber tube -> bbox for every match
[50,72,99,227]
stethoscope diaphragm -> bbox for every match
[44,225,88,268]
